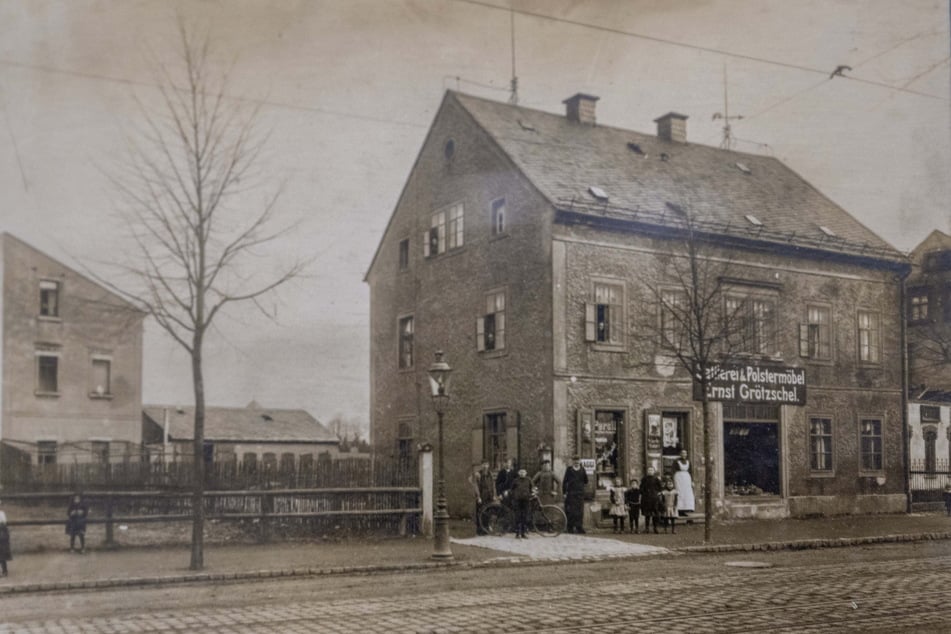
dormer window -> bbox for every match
[588,186,609,202]
[745,214,763,226]
[818,225,836,237]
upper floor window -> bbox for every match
[920,405,941,422]
[859,418,883,472]
[398,316,414,369]
[398,239,410,271]
[800,305,832,360]
[491,198,506,236]
[39,280,60,318]
[423,204,464,257]
[809,417,833,472]
[660,289,686,350]
[585,281,624,347]
[909,289,930,322]
[36,353,59,395]
[484,412,508,471]
[857,310,881,363]
[90,357,112,398]
[477,289,506,352]
[726,295,777,356]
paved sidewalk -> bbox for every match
[0,512,949,594]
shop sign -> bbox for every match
[693,363,807,405]
[580,458,596,476]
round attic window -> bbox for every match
[444,138,455,160]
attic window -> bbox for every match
[627,142,645,156]
[745,214,763,226]
[665,201,686,216]
[735,162,752,175]
[517,119,536,132]
[588,186,609,201]
[444,139,455,160]
[818,225,836,237]
[261,414,273,422]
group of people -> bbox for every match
[470,449,695,537]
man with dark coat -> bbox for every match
[469,461,495,535]
[640,466,664,534]
[562,455,589,534]
[495,458,516,499]
[510,468,534,538]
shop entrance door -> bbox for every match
[723,404,781,497]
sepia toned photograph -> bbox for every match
[1,1,949,631]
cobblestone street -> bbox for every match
[2,544,949,632]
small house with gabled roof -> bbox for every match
[366,91,909,522]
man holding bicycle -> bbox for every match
[470,461,495,536]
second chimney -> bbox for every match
[654,112,688,143]
[563,93,599,125]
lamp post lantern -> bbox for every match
[428,351,453,560]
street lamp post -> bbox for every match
[428,351,453,560]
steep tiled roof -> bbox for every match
[452,92,904,263]
[143,404,338,443]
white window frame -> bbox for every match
[660,288,687,351]
[800,304,832,361]
[39,279,60,319]
[858,417,884,474]
[725,291,778,357]
[585,279,625,349]
[477,289,506,352]
[490,198,506,236]
[398,315,414,369]
[808,416,834,475]
[857,309,881,364]
[90,355,112,398]
[35,351,60,395]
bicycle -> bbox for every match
[479,492,567,537]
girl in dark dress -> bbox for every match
[67,494,89,553]
[640,467,664,534]
[626,478,642,534]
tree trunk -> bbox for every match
[189,339,205,570]
[702,393,713,543]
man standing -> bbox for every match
[469,461,495,535]
[531,460,560,506]
[495,458,516,500]
[562,455,588,534]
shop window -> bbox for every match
[799,305,831,360]
[91,441,110,464]
[491,198,506,236]
[39,280,60,318]
[723,403,780,496]
[857,310,880,363]
[585,281,624,347]
[37,441,57,466]
[484,412,508,470]
[36,353,59,395]
[594,410,623,489]
[859,418,883,472]
[809,417,833,473]
[660,412,688,479]
[398,239,409,271]
[477,290,506,352]
[398,315,414,369]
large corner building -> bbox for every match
[366,92,909,522]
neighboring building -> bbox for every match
[0,232,145,472]
[366,91,910,521]
[142,402,340,469]
[906,230,951,493]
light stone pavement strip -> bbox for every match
[450,533,670,560]
[2,554,950,632]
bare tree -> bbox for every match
[633,215,750,543]
[102,22,304,570]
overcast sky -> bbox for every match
[1,0,949,431]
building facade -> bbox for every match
[366,92,909,520]
[905,230,951,493]
[0,233,145,473]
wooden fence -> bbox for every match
[1,488,422,541]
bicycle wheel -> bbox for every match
[480,504,514,536]
[532,504,567,537]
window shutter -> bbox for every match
[496,313,505,350]
[472,428,484,466]
[422,231,430,258]
[584,303,596,341]
[476,317,485,351]
[799,324,808,357]
[506,420,519,467]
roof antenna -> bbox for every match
[508,2,518,104]
[712,64,743,150]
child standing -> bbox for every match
[0,508,10,577]
[609,477,628,533]
[511,468,533,538]
[943,484,951,517]
[626,478,642,534]
[659,479,679,534]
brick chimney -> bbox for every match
[563,93,599,125]
[654,112,688,143]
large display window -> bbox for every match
[723,403,781,496]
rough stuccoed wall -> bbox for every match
[367,95,556,516]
